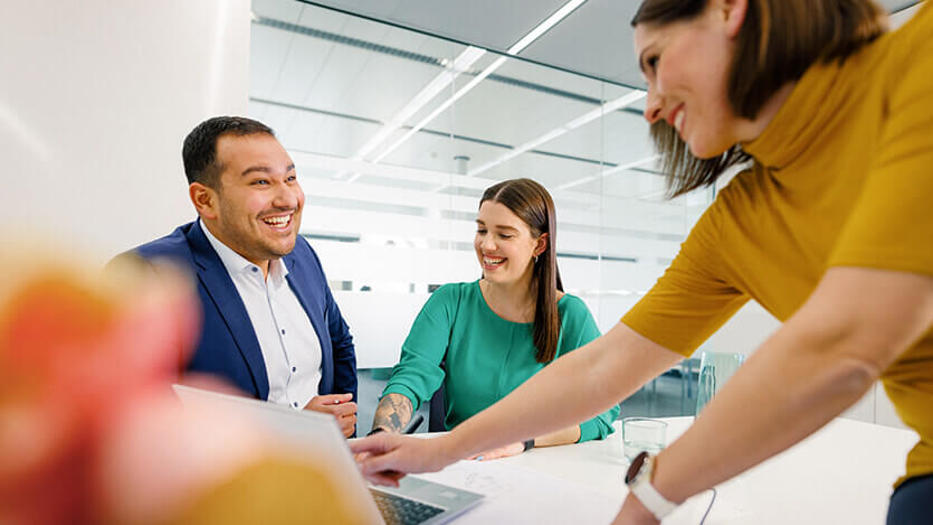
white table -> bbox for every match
[415,417,918,524]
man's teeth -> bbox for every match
[263,215,291,227]
[674,110,685,133]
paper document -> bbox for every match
[414,459,719,524]
[415,459,622,524]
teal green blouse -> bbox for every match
[382,281,618,442]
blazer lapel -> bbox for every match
[187,221,270,398]
[284,254,331,394]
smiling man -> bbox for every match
[123,116,358,436]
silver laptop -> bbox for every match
[172,384,482,524]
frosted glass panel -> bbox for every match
[249,0,711,369]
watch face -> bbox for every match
[625,451,649,484]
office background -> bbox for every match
[1,0,920,431]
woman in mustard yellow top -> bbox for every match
[353,1,933,523]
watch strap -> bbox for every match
[627,453,678,520]
[630,477,677,520]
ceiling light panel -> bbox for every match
[301,0,573,50]
[467,89,644,177]
[251,0,706,259]
[366,0,591,163]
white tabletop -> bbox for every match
[414,417,918,524]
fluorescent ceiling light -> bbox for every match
[355,46,485,161]
[506,0,586,55]
[372,55,508,163]
[343,46,486,182]
[367,0,588,165]
[467,90,646,178]
[557,154,658,191]
[289,149,690,218]
[291,149,493,191]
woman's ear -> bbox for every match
[721,0,748,38]
[534,233,549,258]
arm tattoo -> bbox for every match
[372,393,413,433]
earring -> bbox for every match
[533,255,539,263]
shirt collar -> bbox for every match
[269,256,289,286]
[200,219,289,284]
[742,58,849,171]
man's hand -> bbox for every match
[305,393,356,437]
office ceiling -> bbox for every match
[247,0,925,260]
[250,0,662,199]
[299,0,921,89]
[249,0,921,194]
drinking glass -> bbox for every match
[622,417,667,462]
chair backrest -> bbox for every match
[428,356,447,432]
[695,351,745,414]
[428,381,447,432]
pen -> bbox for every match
[402,414,424,435]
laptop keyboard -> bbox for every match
[370,489,445,525]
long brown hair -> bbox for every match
[632,0,887,196]
[480,178,563,363]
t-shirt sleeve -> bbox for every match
[556,297,620,442]
[621,196,748,357]
[381,284,459,410]
[828,11,933,276]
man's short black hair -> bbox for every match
[182,116,274,188]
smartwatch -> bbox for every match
[624,451,678,520]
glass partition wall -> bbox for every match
[249,0,713,431]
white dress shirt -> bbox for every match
[202,222,323,410]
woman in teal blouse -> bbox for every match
[369,178,618,458]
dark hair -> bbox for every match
[632,0,887,196]
[182,116,275,188]
[480,178,563,363]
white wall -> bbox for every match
[0,1,251,263]
[703,301,780,357]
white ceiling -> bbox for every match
[250,0,921,189]
[250,0,664,202]
[295,0,921,88]
[246,0,922,257]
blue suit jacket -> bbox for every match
[125,220,357,402]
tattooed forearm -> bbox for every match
[372,393,413,433]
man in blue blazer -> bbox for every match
[123,116,357,436]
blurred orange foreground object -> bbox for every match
[0,256,366,524]
[0,257,198,524]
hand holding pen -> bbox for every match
[305,393,358,437]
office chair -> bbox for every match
[428,358,447,432]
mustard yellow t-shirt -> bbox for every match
[622,4,933,487]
